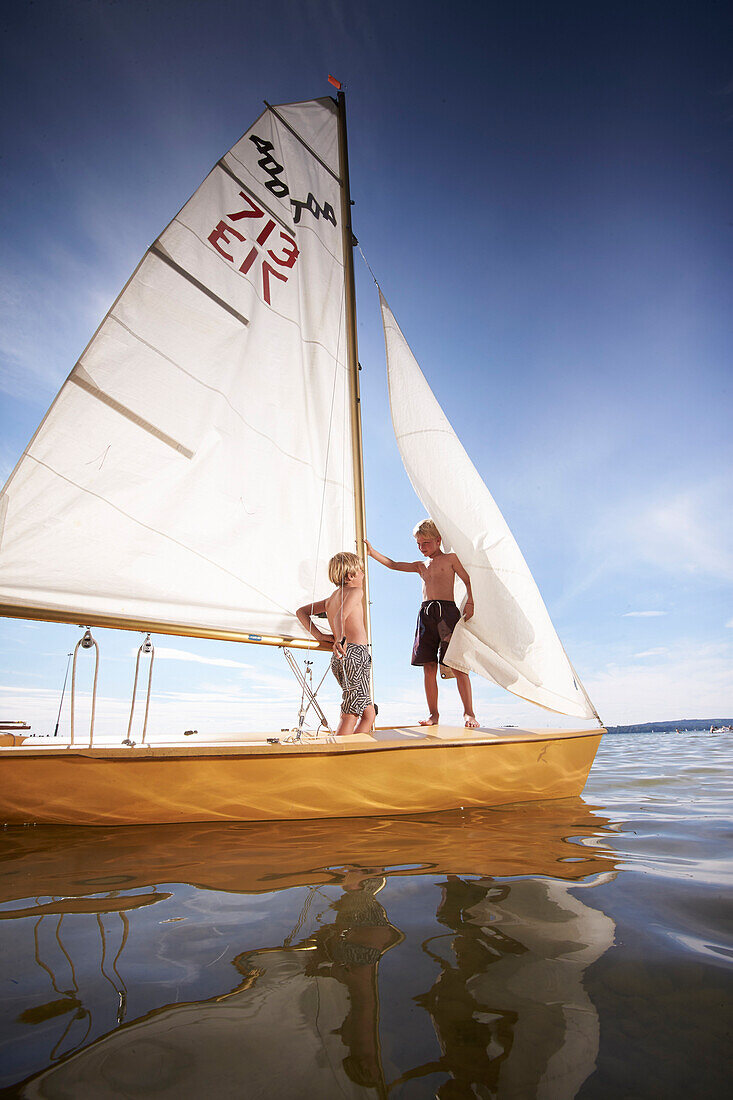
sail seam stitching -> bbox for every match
[23,455,295,617]
[150,244,250,328]
[394,428,454,439]
[105,315,347,477]
[264,101,342,184]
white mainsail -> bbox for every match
[0,99,355,643]
[380,292,597,720]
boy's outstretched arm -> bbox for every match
[295,598,335,650]
[450,555,475,621]
[364,539,421,573]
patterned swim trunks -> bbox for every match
[411,600,461,666]
[331,643,373,717]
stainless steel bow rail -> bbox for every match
[124,633,155,746]
[70,627,99,746]
[65,630,330,745]
[67,627,156,747]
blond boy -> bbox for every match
[296,552,375,737]
[365,520,479,728]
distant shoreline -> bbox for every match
[606,719,732,735]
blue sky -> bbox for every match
[1,0,731,735]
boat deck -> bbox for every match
[0,725,602,757]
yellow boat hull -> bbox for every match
[0,726,603,826]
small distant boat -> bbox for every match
[0,89,603,825]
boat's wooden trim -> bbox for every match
[0,601,323,649]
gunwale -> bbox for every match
[0,726,604,826]
[0,725,602,758]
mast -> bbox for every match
[335,89,372,645]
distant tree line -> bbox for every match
[605,718,732,734]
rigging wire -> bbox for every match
[54,651,73,738]
[357,244,382,292]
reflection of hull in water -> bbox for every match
[0,797,616,906]
[0,726,602,825]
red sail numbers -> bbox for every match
[208,191,298,306]
[208,133,337,307]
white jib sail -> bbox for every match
[380,292,597,720]
[0,99,356,642]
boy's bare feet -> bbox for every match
[419,714,440,726]
[464,714,480,729]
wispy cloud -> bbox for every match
[640,489,733,581]
[586,641,733,725]
[151,646,252,670]
[634,647,669,658]
[624,611,666,618]
[563,479,733,608]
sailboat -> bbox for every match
[0,88,604,825]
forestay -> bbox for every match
[380,293,597,720]
[0,99,356,642]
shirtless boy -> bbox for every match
[365,521,479,729]
[296,551,376,737]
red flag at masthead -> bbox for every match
[328,75,342,90]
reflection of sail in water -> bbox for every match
[20,876,400,1100]
[241,875,402,1096]
[16,873,614,1099]
[399,874,615,1098]
[22,957,366,1099]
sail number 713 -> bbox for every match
[208,191,299,306]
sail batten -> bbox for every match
[216,161,295,234]
[68,369,195,458]
[381,292,597,721]
[0,99,357,644]
[149,242,250,326]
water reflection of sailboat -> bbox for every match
[5,891,154,1075]
[4,802,617,1096]
[235,874,402,1097]
[396,874,615,1098]
[19,875,400,1099]
[0,799,614,903]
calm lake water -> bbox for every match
[1,731,731,1098]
